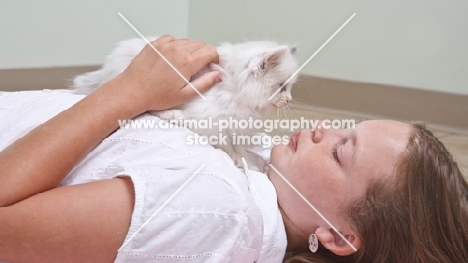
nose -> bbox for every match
[312,125,323,143]
[313,121,349,144]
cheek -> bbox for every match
[272,154,314,197]
[272,163,323,232]
[291,150,337,196]
[289,161,315,195]
[270,144,337,199]
[269,145,295,174]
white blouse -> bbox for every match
[0,90,287,263]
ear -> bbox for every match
[290,46,297,55]
[262,46,289,71]
[314,226,362,256]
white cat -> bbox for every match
[73,37,298,170]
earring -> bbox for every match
[308,234,319,253]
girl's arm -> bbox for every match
[0,35,220,207]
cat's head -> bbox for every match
[217,41,298,112]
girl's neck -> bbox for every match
[279,205,308,252]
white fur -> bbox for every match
[72,37,298,170]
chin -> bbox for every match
[263,103,278,112]
[269,145,285,168]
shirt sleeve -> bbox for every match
[114,161,264,263]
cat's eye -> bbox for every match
[279,83,286,92]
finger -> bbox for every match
[148,35,176,51]
[170,38,191,47]
[173,38,190,43]
[155,35,176,43]
[184,41,206,53]
[172,39,206,53]
[191,45,219,69]
[179,71,222,100]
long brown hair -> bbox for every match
[286,123,468,263]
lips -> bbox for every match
[290,132,300,152]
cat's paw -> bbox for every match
[153,110,185,121]
[227,151,262,171]
[208,63,225,74]
[228,151,243,168]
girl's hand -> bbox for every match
[110,35,221,113]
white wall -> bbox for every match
[189,0,468,95]
[2,0,467,95]
[0,0,189,68]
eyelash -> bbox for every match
[332,144,340,164]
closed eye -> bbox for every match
[332,143,340,165]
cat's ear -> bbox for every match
[290,46,297,55]
[261,46,289,71]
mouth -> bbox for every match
[274,100,288,109]
[290,132,300,152]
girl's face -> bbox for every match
[268,120,411,251]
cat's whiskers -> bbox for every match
[283,105,290,121]
[277,106,284,121]
[290,99,311,110]
[294,77,318,88]
[290,103,300,120]
[284,103,293,119]
[289,100,308,118]
[287,101,308,133]
[280,106,286,121]
[282,105,292,135]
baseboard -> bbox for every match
[292,75,468,135]
[1,66,467,134]
[0,66,100,92]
